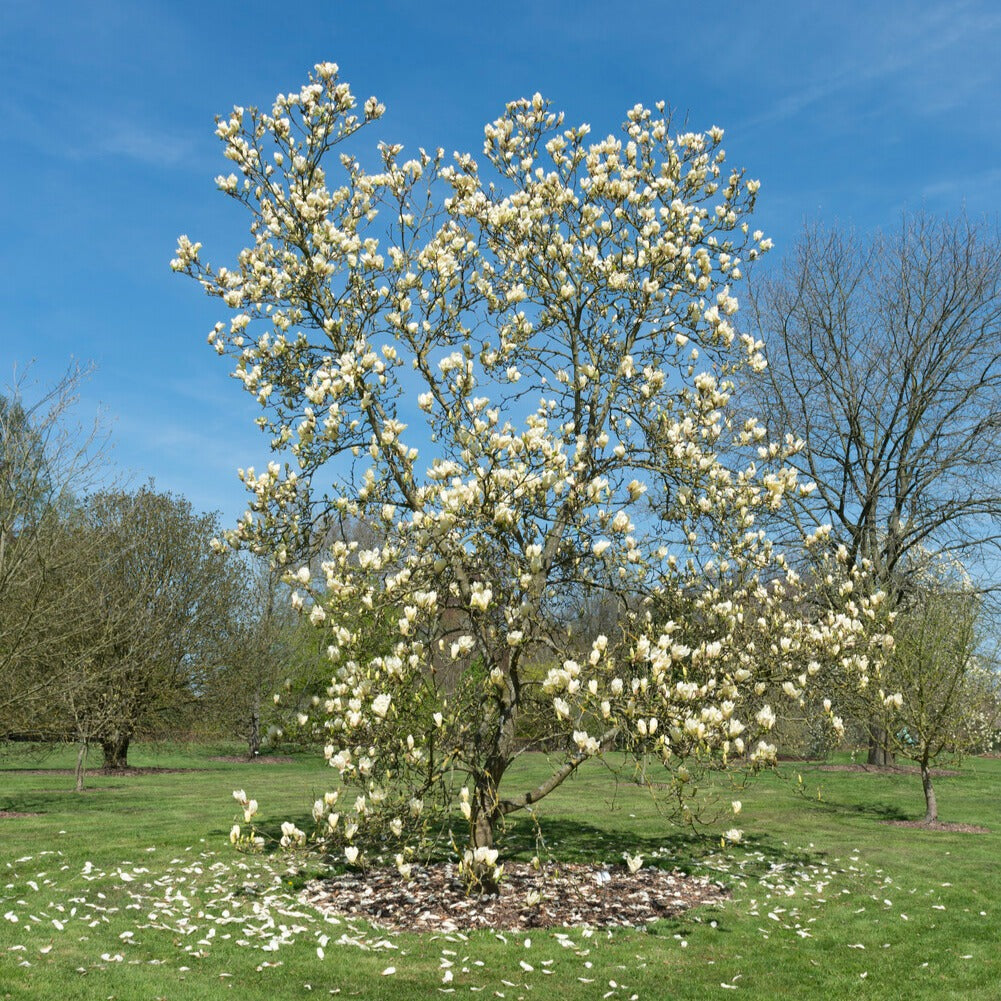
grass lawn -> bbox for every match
[1,742,999,999]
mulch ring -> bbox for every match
[884,819,990,834]
[302,861,729,932]
[0,767,196,775]
[210,755,295,764]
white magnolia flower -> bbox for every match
[472,846,499,866]
[756,705,776,730]
[469,583,493,612]
[624,852,643,873]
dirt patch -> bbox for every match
[0,810,41,818]
[817,763,960,777]
[0,767,197,776]
[302,861,729,932]
[210,755,295,764]
[97,766,197,775]
[884,819,990,833]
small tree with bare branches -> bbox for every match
[0,366,109,746]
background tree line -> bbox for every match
[0,369,332,785]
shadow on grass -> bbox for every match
[770,765,914,824]
[0,785,134,813]
[214,803,833,887]
[501,814,821,866]
[0,790,69,813]
[496,813,718,864]
[806,793,911,823]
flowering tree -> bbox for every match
[175,64,883,889]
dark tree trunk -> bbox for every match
[100,732,131,770]
[466,752,508,895]
[74,741,89,793]
[921,759,938,823]
[247,692,261,758]
[472,808,495,851]
[867,726,895,767]
[470,804,501,895]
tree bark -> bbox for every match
[247,692,261,758]
[469,817,500,894]
[100,732,131,769]
[867,726,895,767]
[921,759,938,823]
[74,741,89,793]
[472,808,494,851]
[467,760,505,895]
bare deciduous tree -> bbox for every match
[0,366,109,742]
[748,213,1001,763]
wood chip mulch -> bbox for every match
[0,766,195,776]
[884,819,989,833]
[302,861,730,932]
[210,755,296,764]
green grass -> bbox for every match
[1,743,1000,999]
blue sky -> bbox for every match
[3,0,999,524]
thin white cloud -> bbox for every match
[0,92,201,170]
[920,166,1001,202]
[744,0,1001,129]
[94,122,195,168]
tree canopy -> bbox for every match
[175,64,884,887]
[748,214,1001,602]
[62,486,242,769]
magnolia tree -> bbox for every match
[175,64,885,889]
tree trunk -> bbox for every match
[867,726,895,767]
[921,759,938,823]
[74,741,89,793]
[100,732,131,770]
[473,809,494,851]
[470,807,500,895]
[467,764,506,895]
[248,692,261,758]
